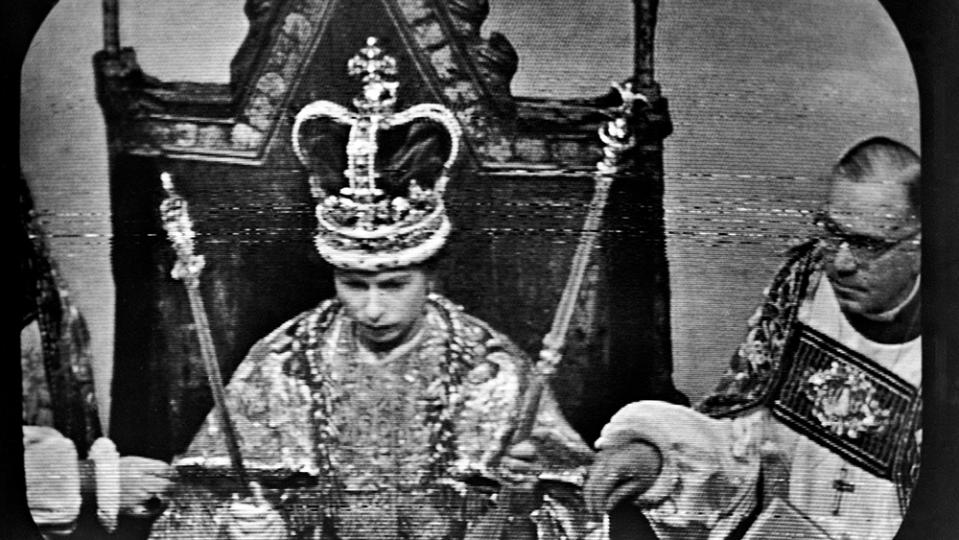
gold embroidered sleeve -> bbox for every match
[454,347,525,473]
[177,321,317,475]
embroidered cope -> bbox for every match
[151,294,594,540]
[597,246,921,540]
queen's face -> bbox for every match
[333,266,432,348]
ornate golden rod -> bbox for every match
[513,83,649,444]
[159,172,249,493]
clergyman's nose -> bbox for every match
[831,242,858,274]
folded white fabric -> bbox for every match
[595,400,761,535]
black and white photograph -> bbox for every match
[10,0,959,539]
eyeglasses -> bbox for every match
[813,214,920,261]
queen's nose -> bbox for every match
[361,290,385,323]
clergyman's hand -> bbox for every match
[584,441,662,514]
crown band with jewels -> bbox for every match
[292,37,462,271]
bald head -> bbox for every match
[826,137,921,239]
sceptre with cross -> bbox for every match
[159,172,251,496]
[513,81,650,444]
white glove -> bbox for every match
[23,425,81,529]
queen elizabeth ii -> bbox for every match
[149,38,594,540]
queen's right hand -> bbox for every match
[224,482,286,540]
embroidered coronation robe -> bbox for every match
[597,243,922,540]
[151,294,596,540]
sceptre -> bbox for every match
[159,172,250,493]
[513,82,649,444]
[473,84,648,540]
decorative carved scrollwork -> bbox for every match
[231,0,282,98]
[442,0,519,112]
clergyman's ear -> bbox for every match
[911,234,922,272]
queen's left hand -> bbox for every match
[119,456,173,517]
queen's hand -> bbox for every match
[224,482,286,540]
[119,455,173,518]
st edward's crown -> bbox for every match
[292,37,462,271]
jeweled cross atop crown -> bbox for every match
[347,37,399,115]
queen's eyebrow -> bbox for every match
[376,273,413,283]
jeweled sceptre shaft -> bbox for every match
[514,83,649,443]
[159,172,249,492]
